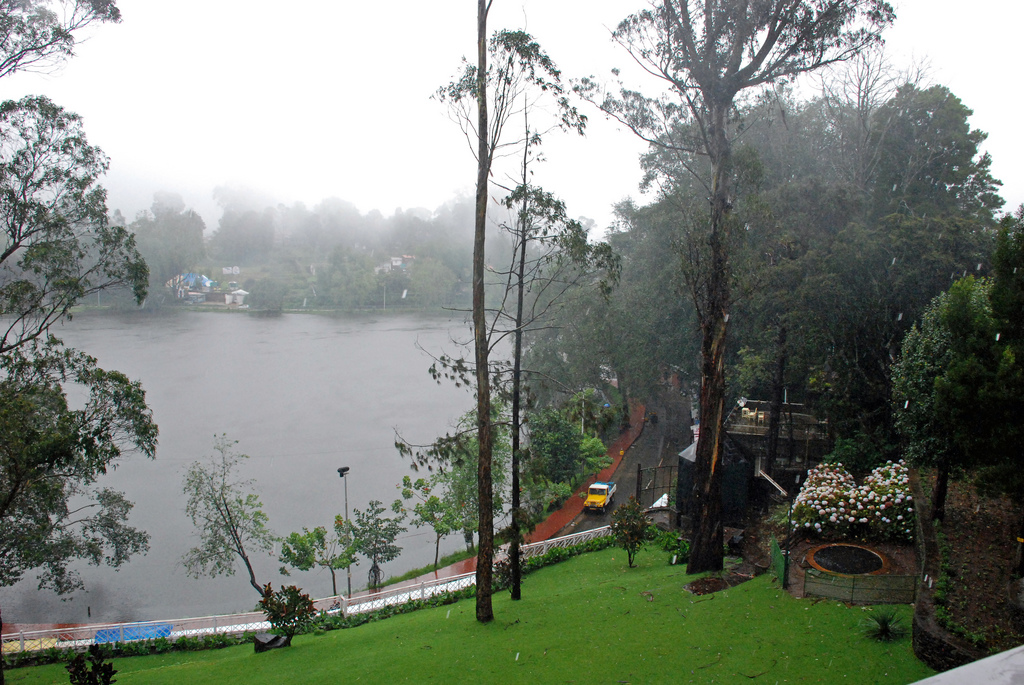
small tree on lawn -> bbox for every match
[182,435,275,596]
[278,515,357,598]
[395,476,459,570]
[610,496,650,568]
[258,583,316,643]
[353,500,406,588]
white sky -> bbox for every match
[2,0,1020,235]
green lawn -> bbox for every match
[6,548,934,684]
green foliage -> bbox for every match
[891,274,1022,520]
[528,407,582,484]
[609,496,650,567]
[352,500,406,588]
[0,95,148,355]
[869,84,1002,222]
[862,606,907,642]
[258,584,316,638]
[0,338,156,594]
[181,436,275,595]
[65,645,117,685]
[394,475,460,568]
[278,516,356,597]
[396,406,510,548]
[580,436,611,475]
[823,433,889,475]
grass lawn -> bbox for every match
[6,547,934,684]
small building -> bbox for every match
[225,289,248,305]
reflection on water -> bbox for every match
[2,310,475,624]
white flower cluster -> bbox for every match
[792,460,914,542]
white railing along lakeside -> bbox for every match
[2,527,611,656]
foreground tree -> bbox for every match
[892,278,996,521]
[435,8,585,619]
[182,435,275,596]
[1,95,147,354]
[972,209,1024,574]
[584,0,893,573]
[0,0,121,80]
[0,339,156,685]
[278,516,356,598]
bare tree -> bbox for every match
[434,9,591,619]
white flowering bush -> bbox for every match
[792,460,915,542]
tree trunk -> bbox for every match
[435,533,441,569]
[330,568,337,597]
[687,102,731,575]
[931,463,949,523]
[509,172,529,601]
[473,0,494,623]
[765,325,787,477]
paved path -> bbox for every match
[525,402,646,543]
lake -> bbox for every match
[1,309,479,624]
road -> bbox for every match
[561,389,692,536]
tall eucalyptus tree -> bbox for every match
[579,0,894,573]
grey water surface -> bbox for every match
[2,310,477,625]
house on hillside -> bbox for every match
[375,255,416,274]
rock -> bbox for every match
[254,633,292,653]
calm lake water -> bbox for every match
[2,310,478,624]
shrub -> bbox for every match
[66,645,117,685]
[792,461,915,542]
[863,607,907,642]
[610,496,650,567]
[259,584,317,638]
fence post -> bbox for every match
[20,631,24,652]
[782,550,789,590]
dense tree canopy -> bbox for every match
[1,95,147,353]
[0,338,157,594]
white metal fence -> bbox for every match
[518,525,610,559]
[2,527,610,656]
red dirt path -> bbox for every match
[383,401,647,586]
[525,402,646,543]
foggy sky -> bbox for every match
[2,0,1019,234]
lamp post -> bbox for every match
[337,466,351,598]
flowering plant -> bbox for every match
[792,460,914,542]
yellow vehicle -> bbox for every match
[584,481,616,514]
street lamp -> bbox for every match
[337,466,351,598]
